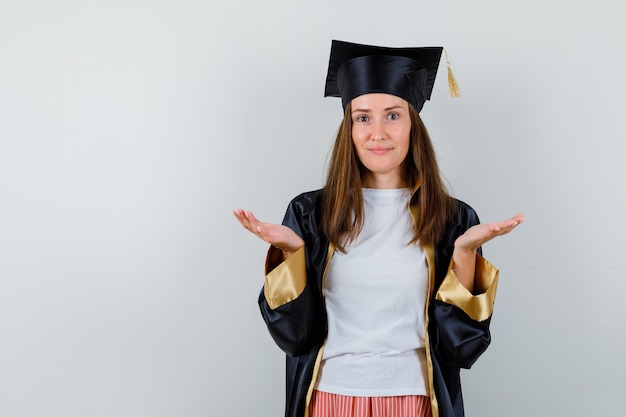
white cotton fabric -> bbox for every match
[315,188,430,397]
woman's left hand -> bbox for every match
[454,213,525,253]
[452,213,525,291]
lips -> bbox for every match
[368,147,393,155]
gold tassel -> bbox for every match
[444,49,461,98]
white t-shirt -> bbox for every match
[315,188,430,397]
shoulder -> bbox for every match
[282,189,326,241]
[436,198,481,256]
[453,198,480,225]
[290,189,323,202]
[443,198,480,236]
[286,189,323,213]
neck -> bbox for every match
[361,172,408,189]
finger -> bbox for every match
[245,211,262,225]
[232,209,249,227]
[233,209,261,235]
[246,213,279,243]
[512,213,525,223]
[490,216,524,236]
[244,211,264,232]
[502,215,525,229]
[502,213,525,225]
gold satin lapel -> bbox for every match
[264,246,307,310]
[435,253,499,322]
[304,344,325,417]
[304,243,335,417]
[423,244,440,417]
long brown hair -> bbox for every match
[321,102,456,252]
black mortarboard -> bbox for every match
[324,40,446,112]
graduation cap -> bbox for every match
[324,40,459,112]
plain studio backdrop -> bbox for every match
[1,1,624,416]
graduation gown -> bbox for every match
[258,188,499,417]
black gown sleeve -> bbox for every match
[258,191,328,357]
[430,200,500,369]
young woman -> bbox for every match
[233,40,524,417]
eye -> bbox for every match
[387,112,400,120]
[355,115,369,123]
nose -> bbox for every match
[371,119,386,140]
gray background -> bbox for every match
[1,0,624,416]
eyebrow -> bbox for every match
[351,105,405,114]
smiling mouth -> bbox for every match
[369,147,392,155]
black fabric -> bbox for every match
[259,190,328,417]
[324,40,443,112]
[258,189,492,417]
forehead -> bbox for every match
[350,93,408,110]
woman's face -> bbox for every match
[350,93,411,189]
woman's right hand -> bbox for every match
[233,209,304,259]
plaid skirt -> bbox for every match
[310,390,432,417]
